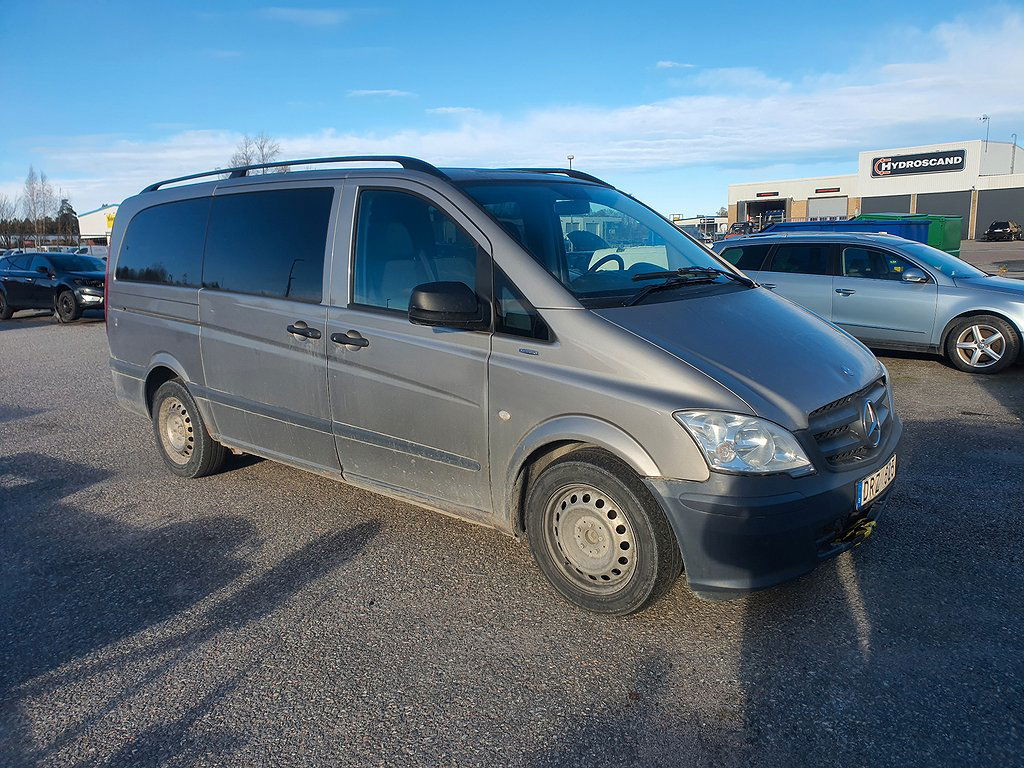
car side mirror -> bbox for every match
[36,266,50,275]
[901,268,929,284]
[408,281,488,330]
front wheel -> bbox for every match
[54,289,82,323]
[945,315,1020,374]
[525,448,682,615]
[151,379,227,478]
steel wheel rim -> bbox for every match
[955,324,1005,369]
[545,483,636,593]
[158,396,195,464]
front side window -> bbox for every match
[352,189,479,312]
[117,197,210,286]
[841,247,918,281]
[494,267,549,341]
[29,255,52,273]
[458,181,739,308]
[720,244,770,271]
[203,187,333,303]
[766,244,831,275]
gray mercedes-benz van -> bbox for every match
[107,156,902,615]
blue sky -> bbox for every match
[2,1,1023,215]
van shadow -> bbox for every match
[0,450,380,766]
[731,414,1024,765]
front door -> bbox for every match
[756,242,835,319]
[198,183,341,475]
[831,245,938,346]
[325,181,491,513]
[28,254,58,307]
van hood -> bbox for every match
[593,288,883,429]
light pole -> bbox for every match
[566,154,574,170]
[980,114,990,152]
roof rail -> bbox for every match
[142,155,449,193]
[501,168,614,187]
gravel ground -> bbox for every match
[1,312,1022,768]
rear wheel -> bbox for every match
[54,289,81,323]
[0,292,13,320]
[945,315,1020,374]
[151,379,226,478]
[525,448,681,615]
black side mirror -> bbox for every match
[408,281,487,330]
[36,265,50,275]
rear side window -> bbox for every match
[766,244,831,276]
[352,189,479,312]
[116,198,210,286]
[720,244,770,271]
[9,255,31,270]
[203,187,333,304]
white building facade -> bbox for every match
[77,204,119,244]
[728,140,1024,239]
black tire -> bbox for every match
[151,379,227,478]
[0,292,13,320]
[54,289,82,323]
[944,315,1020,374]
[525,447,682,615]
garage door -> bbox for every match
[807,196,848,220]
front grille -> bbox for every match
[808,377,891,469]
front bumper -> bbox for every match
[75,288,104,306]
[645,413,902,598]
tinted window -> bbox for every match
[494,267,549,341]
[720,244,770,271]
[352,189,479,312]
[203,187,333,303]
[48,254,104,272]
[7,255,30,270]
[767,244,830,275]
[841,247,919,281]
[29,255,52,272]
[117,197,210,286]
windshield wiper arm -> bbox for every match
[632,266,755,287]
[623,275,717,306]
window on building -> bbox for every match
[719,244,771,271]
[352,189,480,312]
[766,244,831,275]
[493,267,549,341]
[841,247,918,281]
[116,197,211,287]
[203,187,333,303]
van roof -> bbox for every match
[141,155,612,194]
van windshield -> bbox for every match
[458,181,741,307]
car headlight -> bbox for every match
[675,410,814,476]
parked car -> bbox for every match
[0,251,106,322]
[714,232,1024,374]
[107,156,901,615]
[983,221,1022,241]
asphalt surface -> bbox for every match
[1,310,1022,768]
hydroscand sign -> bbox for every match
[871,149,966,178]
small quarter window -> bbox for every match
[494,267,549,341]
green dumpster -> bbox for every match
[853,213,962,258]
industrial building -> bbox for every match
[77,203,118,245]
[728,140,1024,239]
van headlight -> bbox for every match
[675,411,814,476]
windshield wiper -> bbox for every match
[623,274,717,306]
[632,266,755,287]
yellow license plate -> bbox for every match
[856,453,896,509]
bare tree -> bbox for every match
[20,166,58,245]
[229,132,290,174]
[0,193,19,249]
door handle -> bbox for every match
[331,331,370,349]
[760,283,776,289]
[835,288,856,296]
[287,322,321,339]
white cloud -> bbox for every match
[347,89,416,98]
[259,7,349,26]
[656,60,695,69]
[427,107,480,115]
[11,11,1024,212]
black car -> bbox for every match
[983,220,1022,241]
[0,251,106,322]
